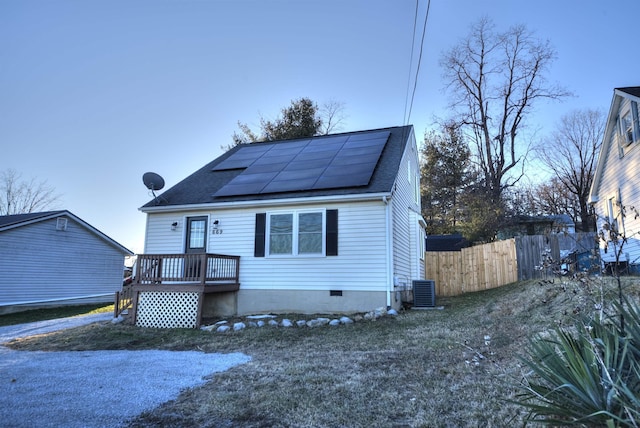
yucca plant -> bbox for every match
[514,300,640,427]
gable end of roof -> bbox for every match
[0,210,134,255]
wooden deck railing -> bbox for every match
[134,253,240,287]
[114,281,133,318]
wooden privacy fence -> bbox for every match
[425,239,518,297]
[515,233,597,280]
[424,233,598,297]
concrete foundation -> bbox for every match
[236,289,391,316]
[201,291,238,318]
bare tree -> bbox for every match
[532,177,580,219]
[0,169,61,215]
[440,17,569,206]
[318,99,347,135]
[537,109,604,231]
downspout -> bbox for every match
[383,195,393,308]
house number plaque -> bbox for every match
[212,229,223,235]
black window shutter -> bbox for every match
[326,209,338,256]
[254,213,266,257]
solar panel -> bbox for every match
[212,130,390,197]
[306,135,349,146]
[212,144,273,171]
[346,130,390,141]
[273,167,327,181]
[328,152,380,166]
[242,162,290,173]
[214,182,268,197]
[261,178,319,194]
[282,158,333,171]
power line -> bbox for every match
[403,0,419,127]
[404,0,431,127]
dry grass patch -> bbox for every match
[6,278,640,427]
[0,303,112,326]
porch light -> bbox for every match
[171,221,178,231]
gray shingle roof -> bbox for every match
[0,211,66,228]
[142,125,414,208]
[616,87,640,98]
[0,210,133,255]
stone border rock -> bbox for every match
[201,307,399,333]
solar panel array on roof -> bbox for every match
[212,130,390,197]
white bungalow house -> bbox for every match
[589,87,640,274]
[0,210,134,314]
[133,125,425,328]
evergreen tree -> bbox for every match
[230,98,323,148]
[421,125,472,235]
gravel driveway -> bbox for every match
[0,313,250,428]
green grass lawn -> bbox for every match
[4,278,639,427]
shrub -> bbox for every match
[514,298,640,427]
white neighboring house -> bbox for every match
[589,87,640,273]
[0,210,134,314]
[136,125,425,325]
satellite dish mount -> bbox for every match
[142,172,166,204]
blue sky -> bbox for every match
[1,0,639,254]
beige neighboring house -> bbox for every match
[133,125,426,327]
[589,87,640,273]
[0,210,133,314]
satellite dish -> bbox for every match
[142,172,166,204]
[143,172,165,191]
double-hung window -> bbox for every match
[267,210,324,256]
[621,110,634,144]
[606,191,623,234]
[618,100,639,149]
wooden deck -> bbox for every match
[134,253,240,288]
[115,253,240,327]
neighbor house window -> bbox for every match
[267,210,325,256]
[615,127,625,158]
[607,193,621,233]
[618,100,639,147]
[621,110,634,144]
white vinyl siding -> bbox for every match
[248,202,388,291]
[593,95,640,264]
[391,129,424,285]
[144,201,389,292]
[0,217,126,306]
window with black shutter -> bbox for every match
[254,209,338,257]
[254,213,266,257]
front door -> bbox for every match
[185,216,207,278]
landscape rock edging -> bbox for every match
[200,308,398,333]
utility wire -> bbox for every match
[405,0,431,127]
[403,0,419,127]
